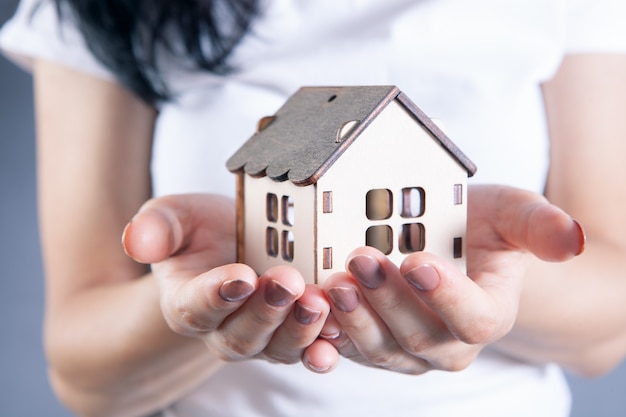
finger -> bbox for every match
[159,263,258,337]
[207,266,306,360]
[320,312,343,340]
[122,194,235,264]
[318,312,366,363]
[344,247,446,337]
[302,339,340,373]
[323,271,431,374]
[320,318,360,361]
[344,248,475,371]
[263,285,330,364]
[472,185,585,261]
[400,252,519,346]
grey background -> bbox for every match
[1,1,625,416]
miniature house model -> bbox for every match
[227,86,477,284]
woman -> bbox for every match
[1,0,626,416]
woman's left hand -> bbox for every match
[313,184,585,374]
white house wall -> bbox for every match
[243,175,317,282]
[316,100,468,283]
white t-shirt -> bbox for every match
[3,1,626,416]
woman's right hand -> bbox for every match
[122,193,337,371]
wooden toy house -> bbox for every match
[227,86,477,284]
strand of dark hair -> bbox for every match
[47,0,259,104]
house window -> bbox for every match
[323,247,333,269]
[454,184,463,205]
[399,223,426,254]
[366,189,393,220]
[336,120,358,143]
[266,193,278,222]
[453,237,463,258]
[266,193,294,262]
[266,227,278,257]
[282,195,295,226]
[364,187,429,255]
[282,230,295,261]
[322,191,333,213]
[366,225,393,255]
[401,187,425,218]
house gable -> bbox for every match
[315,100,469,281]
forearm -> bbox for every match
[46,273,223,417]
[495,240,626,376]
[505,53,626,376]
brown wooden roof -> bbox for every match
[226,86,476,186]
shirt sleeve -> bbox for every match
[0,0,114,81]
[566,0,626,53]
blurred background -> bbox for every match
[1,1,625,416]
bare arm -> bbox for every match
[34,60,221,417]
[35,60,334,416]
[312,54,626,379]
[496,54,626,376]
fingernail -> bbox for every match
[571,219,586,256]
[294,302,322,325]
[320,330,342,340]
[405,265,440,291]
[348,255,386,289]
[320,320,342,339]
[219,280,255,302]
[121,219,132,243]
[327,287,359,312]
[304,357,331,373]
[265,280,297,307]
[293,302,322,324]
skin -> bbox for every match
[33,53,626,417]
[318,186,585,374]
[498,54,626,375]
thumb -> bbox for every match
[473,185,586,262]
[122,198,186,264]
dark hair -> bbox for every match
[50,0,259,104]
